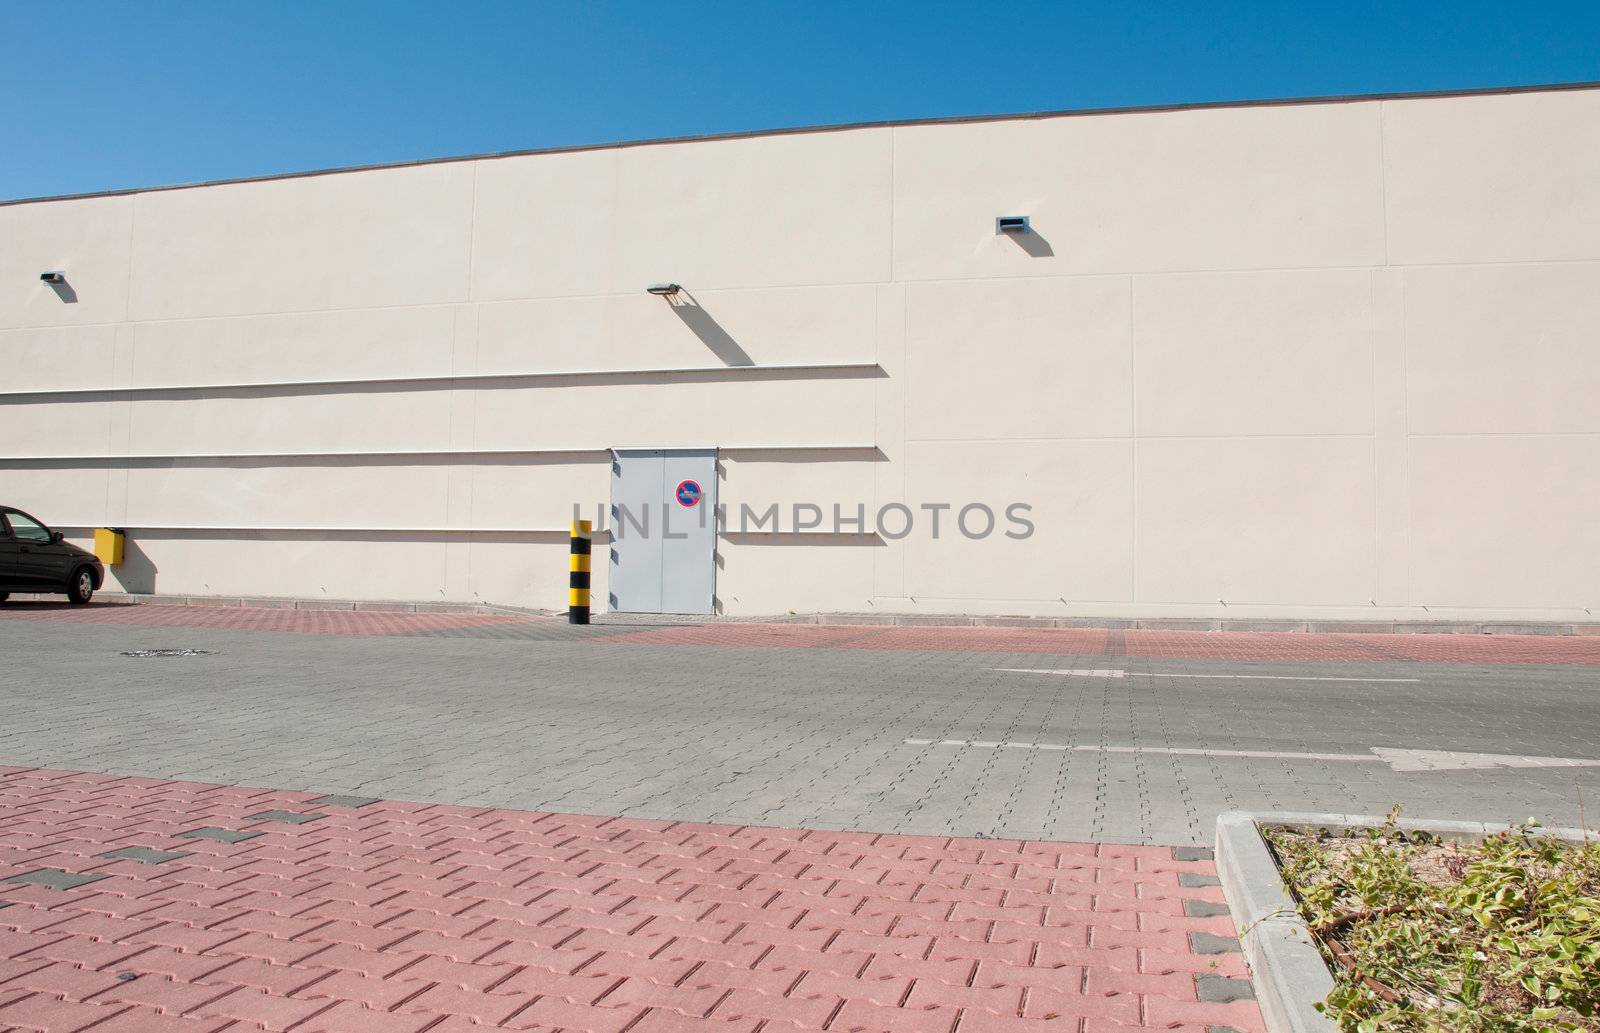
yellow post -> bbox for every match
[568,520,592,624]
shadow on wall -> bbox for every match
[110,535,158,594]
[47,278,79,304]
[724,446,888,464]
[1005,226,1055,258]
[668,293,755,367]
[719,531,887,547]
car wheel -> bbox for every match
[67,568,95,605]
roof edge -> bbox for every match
[6,78,1599,207]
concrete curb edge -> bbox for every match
[1215,811,1599,1033]
[1215,812,1338,1033]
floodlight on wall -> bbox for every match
[40,271,66,284]
[646,283,682,296]
[995,216,1030,235]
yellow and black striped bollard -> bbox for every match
[568,520,592,624]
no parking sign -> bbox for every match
[675,479,703,507]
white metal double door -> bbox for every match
[608,448,717,614]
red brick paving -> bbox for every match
[601,623,1600,665]
[14,600,1584,665]
[0,767,1263,1033]
[0,605,542,637]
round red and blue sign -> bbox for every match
[674,479,703,507]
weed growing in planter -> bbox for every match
[1267,809,1600,1032]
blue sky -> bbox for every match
[4,1,1598,201]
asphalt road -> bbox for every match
[3,616,1598,845]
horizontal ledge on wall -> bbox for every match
[0,444,880,465]
[0,362,885,401]
[54,524,612,540]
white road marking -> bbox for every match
[993,668,1130,678]
[1371,747,1600,772]
[902,739,1600,773]
[994,668,1422,683]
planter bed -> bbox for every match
[1215,811,1599,1033]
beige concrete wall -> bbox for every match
[3,86,1598,620]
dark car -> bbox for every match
[0,507,104,605]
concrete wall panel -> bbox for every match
[717,538,876,614]
[1384,90,1600,265]
[475,285,878,374]
[128,306,460,388]
[467,459,611,530]
[905,278,1132,441]
[1135,437,1376,606]
[125,390,456,456]
[1409,436,1600,610]
[0,325,120,392]
[892,102,1385,281]
[0,399,116,458]
[0,195,134,329]
[902,440,1133,605]
[1404,264,1600,435]
[128,164,475,321]
[90,532,451,600]
[470,149,621,301]
[719,455,881,523]
[1134,269,1375,437]
[610,131,893,292]
[1,467,110,527]
[471,375,877,452]
[467,539,584,610]
[119,462,453,530]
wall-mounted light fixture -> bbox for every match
[646,283,682,296]
[40,271,66,284]
[995,216,1030,235]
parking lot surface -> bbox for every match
[3,604,1598,846]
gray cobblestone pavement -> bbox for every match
[3,619,1598,845]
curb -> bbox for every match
[1214,812,1338,1033]
[1214,811,1599,1033]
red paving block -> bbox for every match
[14,598,1600,663]
[502,997,643,1033]
[89,973,238,1014]
[1022,986,1143,1025]
[292,968,433,1010]
[394,982,529,1024]
[0,766,1267,1033]
[190,986,336,1030]
[79,1006,235,1033]
[293,999,439,1033]
[629,1008,763,1033]
[827,1000,958,1033]
[1143,991,1270,1030]
[0,992,134,1032]
[715,988,841,1028]
[3,960,127,1002]
[195,956,327,996]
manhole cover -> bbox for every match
[121,648,216,658]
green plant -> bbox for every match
[1267,810,1600,1032]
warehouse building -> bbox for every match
[2,82,1597,621]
